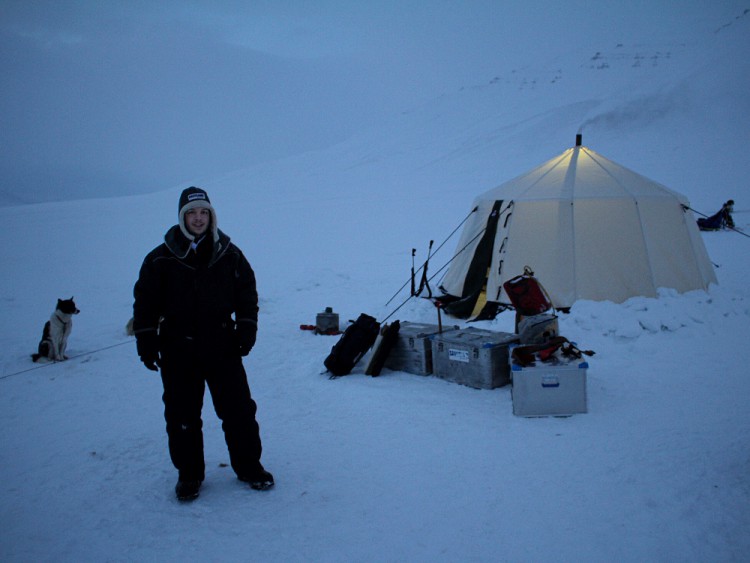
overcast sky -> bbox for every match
[0,0,741,203]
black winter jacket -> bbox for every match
[133,225,258,347]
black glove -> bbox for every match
[136,332,161,371]
[236,324,257,357]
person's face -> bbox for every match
[185,207,210,236]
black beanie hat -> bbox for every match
[178,186,218,242]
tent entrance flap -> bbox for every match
[443,201,503,318]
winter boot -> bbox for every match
[175,479,202,502]
[239,467,274,491]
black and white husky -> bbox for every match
[31,297,80,362]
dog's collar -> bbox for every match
[55,313,70,326]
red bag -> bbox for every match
[502,268,553,316]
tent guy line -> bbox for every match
[384,205,479,307]
[380,207,511,325]
[0,339,134,381]
[684,204,750,239]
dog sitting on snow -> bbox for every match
[31,297,80,362]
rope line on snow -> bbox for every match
[0,339,134,381]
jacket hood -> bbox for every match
[164,225,231,264]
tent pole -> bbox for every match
[410,248,416,296]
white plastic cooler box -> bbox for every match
[510,355,588,417]
[430,327,519,389]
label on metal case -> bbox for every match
[448,349,470,363]
[542,375,560,388]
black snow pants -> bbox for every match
[159,330,263,482]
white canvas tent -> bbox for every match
[439,138,717,317]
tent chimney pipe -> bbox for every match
[575,133,582,147]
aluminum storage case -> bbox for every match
[517,313,559,344]
[430,327,519,389]
[510,358,588,417]
[384,322,458,375]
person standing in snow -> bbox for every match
[721,199,735,229]
[132,186,273,501]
